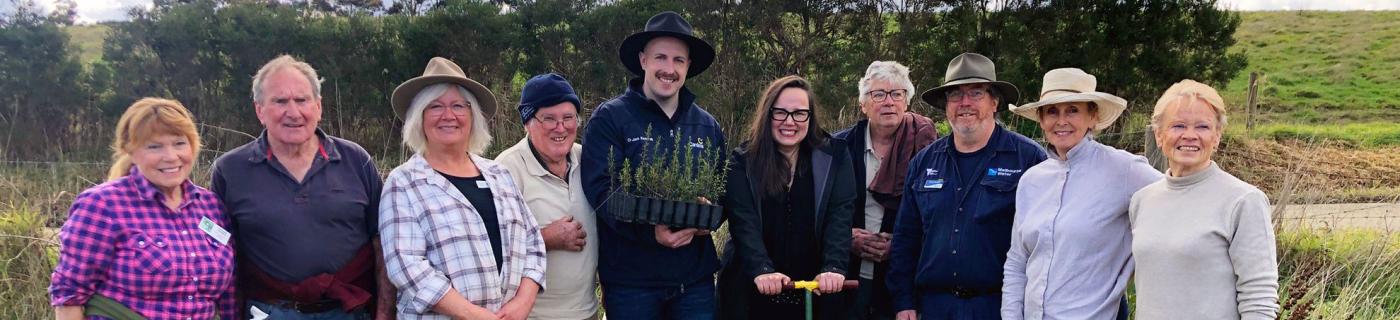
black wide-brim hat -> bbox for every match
[920,52,1021,108]
[617,11,715,77]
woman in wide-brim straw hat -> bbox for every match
[1000,68,1162,320]
[1129,80,1279,320]
[379,57,548,320]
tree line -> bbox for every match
[0,0,1245,161]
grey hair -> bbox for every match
[251,55,323,102]
[857,61,916,105]
[401,83,493,155]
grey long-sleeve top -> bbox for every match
[1129,161,1280,320]
[1002,137,1161,320]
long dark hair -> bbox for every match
[744,75,828,196]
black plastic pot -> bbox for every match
[608,192,724,230]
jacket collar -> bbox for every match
[927,123,1015,153]
[625,77,699,122]
[1059,135,1102,167]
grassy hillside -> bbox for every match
[62,24,109,65]
[1223,11,1400,124]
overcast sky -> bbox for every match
[5,0,1399,24]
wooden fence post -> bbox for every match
[1246,72,1259,131]
[1145,124,1166,172]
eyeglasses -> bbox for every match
[426,103,471,117]
[866,89,908,102]
[769,108,811,122]
[534,114,579,129]
[944,88,989,102]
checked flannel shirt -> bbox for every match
[50,168,237,320]
[379,153,547,319]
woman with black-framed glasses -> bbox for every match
[718,75,856,320]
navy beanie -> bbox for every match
[518,73,582,124]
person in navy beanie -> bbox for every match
[579,11,726,320]
[497,73,602,320]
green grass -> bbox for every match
[1272,229,1400,319]
[61,24,110,65]
[1223,11,1400,123]
[1255,122,1400,147]
[0,205,56,319]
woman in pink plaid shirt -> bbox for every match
[50,98,236,320]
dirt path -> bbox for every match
[1275,202,1400,231]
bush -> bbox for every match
[0,205,57,319]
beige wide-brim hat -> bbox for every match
[391,57,498,121]
[1008,68,1127,131]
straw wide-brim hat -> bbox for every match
[919,53,1021,108]
[391,57,498,121]
[1008,68,1127,131]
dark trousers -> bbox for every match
[846,277,894,319]
[602,279,716,320]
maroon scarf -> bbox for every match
[869,113,938,209]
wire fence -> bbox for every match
[5,123,1398,228]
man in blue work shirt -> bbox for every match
[579,11,725,320]
[888,53,1048,320]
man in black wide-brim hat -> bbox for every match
[579,11,726,320]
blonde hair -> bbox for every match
[108,98,202,180]
[1150,79,1228,130]
[252,55,323,102]
[857,61,916,105]
[401,83,492,155]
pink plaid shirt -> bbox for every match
[50,169,236,320]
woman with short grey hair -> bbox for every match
[1129,80,1279,320]
[379,57,547,320]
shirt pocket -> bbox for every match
[911,180,947,229]
[974,178,1017,223]
[122,231,173,274]
[199,235,236,290]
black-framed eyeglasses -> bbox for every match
[769,108,812,122]
[944,88,989,102]
[865,89,908,102]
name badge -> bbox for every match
[199,216,231,245]
[923,179,944,190]
[476,180,489,189]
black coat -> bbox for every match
[831,119,901,315]
[719,138,856,320]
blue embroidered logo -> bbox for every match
[987,168,1024,177]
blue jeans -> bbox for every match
[247,299,369,320]
[603,279,716,320]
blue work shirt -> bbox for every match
[887,124,1048,318]
[580,78,727,288]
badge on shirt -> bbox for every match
[923,179,944,190]
[199,216,231,245]
[987,168,1023,177]
[475,180,489,189]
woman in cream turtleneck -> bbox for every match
[1129,80,1280,320]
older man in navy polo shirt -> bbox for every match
[210,55,393,320]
